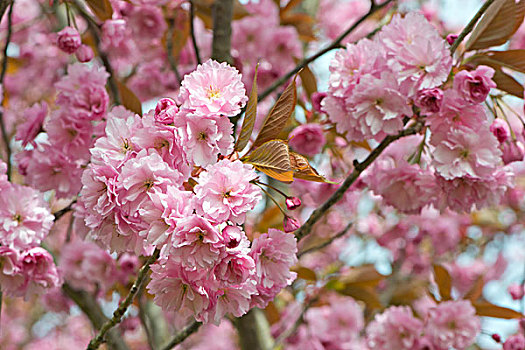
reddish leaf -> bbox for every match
[493,69,524,98]
[289,152,334,183]
[473,301,524,319]
[85,0,113,21]
[433,265,452,301]
[299,65,317,102]
[117,81,142,116]
[245,140,294,183]
[235,64,258,152]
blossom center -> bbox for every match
[12,213,23,224]
[207,86,222,100]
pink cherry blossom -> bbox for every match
[15,102,47,147]
[491,119,511,144]
[288,124,326,157]
[56,26,81,54]
[19,247,61,300]
[75,44,94,62]
[366,306,423,350]
[504,334,525,350]
[453,65,496,104]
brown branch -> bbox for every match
[159,320,202,350]
[86,249,160,350]
[188,0,201,65]
[0,0,14,180]
[294,122,424,242]
[257,0,395,102]
[449,0,497,54]
[166,17,182,84]
[234,309,274,350]
[63,283,129,350]
[297,222,353,258]
[211,0,233,64]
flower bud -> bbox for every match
[283,216,300,232]
[415,88,443,115]
[508,283,524,300]
[57,26,81,54]
[446,34,458,45]
[502,140,525,165]
[75,44,94,62]
[490,119,510,144]
[311,92,327,113]
[492,333,501,343]
[222,225,243,248]
[285,197,301,210]
[154,98,178,125]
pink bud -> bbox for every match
[285,197,301,210]
[311,92,327,113]
[57,26,81,54]
[490,119,511,144]
[415,88,443,115]
[222,225,243,248]
[446,34,458,45]
[283,216,300,232]
[502,140,525,165]
[508,283,524,300]
[154,98,178,125]
[492,333,501,343]
[75,44,94,62]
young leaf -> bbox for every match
[493,69,524,98]
[85,0,113,21]
[289,152,334,183]
[291,266,317,281]
[117,81,142,116]
[299,65,317,102]
[464,276,485,302]
[252,77,297,148]
[473,301,524,319]
[484,50,525,73]
[433,264,452,301]
[466,0,517,51]
[245,140,294,183]
[234,64,259,153]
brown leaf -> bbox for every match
[117,81,142,116]
[473,301,524,319]
[85,0,113,21]
[466,0,518,51]
[339,285,382,310]
[264,302,281,325]
[340,265,387,288]
[291,266,317,281]
[289,152,334,183]
[252,77,297,148]
[433,265,452,301]
[281,0,303,14]
[464,276,485,302]
[167,10,190,59]
[245,140,294,183]
[299,65,317,102]
[513,1,525,35]
[484,50,525,73]
[493,69,524,98]
[234,64,258,152]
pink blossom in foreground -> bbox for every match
[453,65,496,104]
[366,306,423,350]
[414,88,443,115]
[194,160,261,224]
[75,44,94,62]
[425,300,480,350]
[178,59,247,117]
[491,119,511,144]
[56,26,81,54]
[288,123,326,157]
[19,247,61,300]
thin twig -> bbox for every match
[166,17,182,84]
[53,199,77,221]
[257,0,395,102]
[0,0,14,180]
[272,297,318,349]
[297,222,353,258]
[160,320,202,350]
[294,122,424,242]
[449,0,497,54]
[188,0,201,65]
[86,249,161,350]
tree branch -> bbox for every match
[166,17,182,84]
[0,0,14,180]
[272,297,318,349]
[188,0,201,65]
[234,308,274,350]
[257,0,395,102]
[211,0,233,64]
[294,121,424,242]
[159,320,202,350]
[449,0,497,54]
[297,222,353,258]
[86,249,160,350]
[63,283,129,350]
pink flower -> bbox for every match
[289,124,326,156]
[433,125,502,180]
[15,102,47,147]
[0,246,24,297]
[80,163,119,224]
[127,5,167,41]
[502,140,525,165]
[490,119,511,143]
[311,92,327,114]
[283,216,300,233]
[56,26,81,54]
[178,59,247,117]
[508,283,525,300]
[426,300,480,349]
[154,98,178,125]
[414,88,443,115]
[175,113,234,167]
[504,334,525,350]
[19,247,61,300]
[75,44,94,62]
[366,306,423,350]
[194,160,261,224]
[285,197,301,210]
[249,229,297,308]
[210,283,256,324]
[453,65,496,104]
[0,183,54,250]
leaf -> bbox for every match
[281,0,303,14]
[473,301,524,319]
[466,0,518,51]
[464,276,484,301]
[117,81,142,116]
[484,50,525,73]
[252,77,297,148]
[289,152,334,183]
[264,302,281,325]
[433,265,452,301]
[339,265,387,288]
[291,266,317,281]
[338,285,382,310]
[513,1,525,35]
[299,65,317,102]
[85,0,113,21]
[166,10,190,59]
[245,140,294,183]
[493,69,524,98]
[234,64,258,152]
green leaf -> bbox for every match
[473,301,524,319]
[433,264,452,301]
[117,81,142,116]
[85,0,113,21]
[245,140,294,183]
[466,0,518,51]
[234,64,258,153]
[252,77,297,149]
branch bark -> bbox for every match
[211,0,233,64]
[188,0,201,65]
[160,320,202,350]
[234,309,274,350]
[0,0,14,181]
